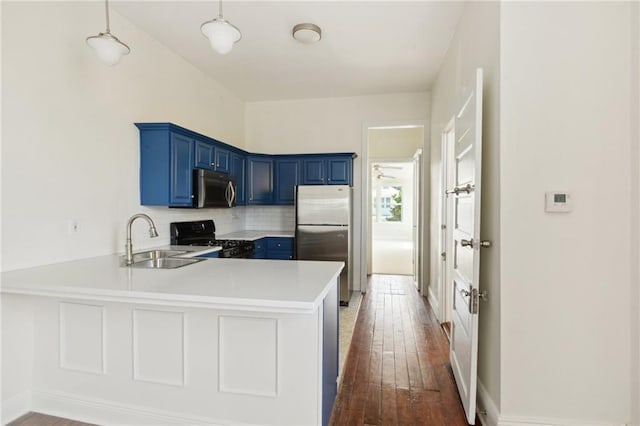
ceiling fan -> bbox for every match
[373,163,403,171]
[372,163,400,179]
[375,172,396,180]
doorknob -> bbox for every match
[445,183,474,195]
[460,239,492,248]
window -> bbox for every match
[372,185,403,223]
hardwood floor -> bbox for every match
[7,413,94,426]
[330,274,469,426]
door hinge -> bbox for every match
[471,289,488,314]
[440,251,446,261]
[441,224,446,230]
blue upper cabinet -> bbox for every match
[137,123,195,207]
[136,123,247,208]
[326,156,351,185]
[137,123,355,207]
[195,139,230,173]
[274,157,301,205]
[194,140,214,170]
[247,156,273,205]
[302,158,325,185]
[302,155,353,185]
[170,134,195,205]
[215,147,230,173]
[231,152,246,205]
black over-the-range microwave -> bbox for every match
[192,168,236,208]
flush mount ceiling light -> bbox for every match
[201,0,242,55]
[292,23,321,44]
[86,0,130,66]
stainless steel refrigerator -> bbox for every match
[295,185,352,306]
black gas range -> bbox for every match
[169,220,254,259]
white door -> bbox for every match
[439,119,455,322]
[449,68,485,425]
[412,149,422,290]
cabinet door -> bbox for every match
[231,153,246,205]
[215,147,230,172]
[274,158,301,205]
[266,237,294,260]
[247,157,273,204]
[253,238,267,259]
[302,158,326,185]
[326,157,351,185]
[194,140,214,170]
[170,134,195,206]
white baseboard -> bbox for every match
[427,285,441,322]
[477,380,500,426]
[498,414,627,426]
[1,391,31,425]
[31,390,257,426]
[475,383,626,426]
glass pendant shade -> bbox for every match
[86,33,130,66]
[86,0,130,65]
[201,18,241,55]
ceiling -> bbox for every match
[112,1,465,102]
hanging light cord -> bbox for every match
[218,0,223,18]
[104,0,111,33]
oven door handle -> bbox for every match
[226,181,235,207]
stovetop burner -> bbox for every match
[170,220,254,259]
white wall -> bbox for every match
[1,2,246,271]
[368,127,424,158]
[428,0,501,413]
[500,2,633,423]
[245,93,430,291]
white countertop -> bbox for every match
[217,230,295,240]
[0,255,343,314]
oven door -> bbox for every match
[194,169,236,208]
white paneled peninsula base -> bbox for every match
[1,256,342,426]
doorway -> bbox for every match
[371,160,414,275]
[363,125,425,290]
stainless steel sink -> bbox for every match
[121,249,203,269]
[129,257,203,269]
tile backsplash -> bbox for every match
[241,206,295,232]
[118,205,295,257]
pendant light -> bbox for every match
[86,0,131,66]
[201,0,241,55]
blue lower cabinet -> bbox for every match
[253,238,267,259]
[196,251,219,258]
[322,278,339,426]
[266,237,294,260]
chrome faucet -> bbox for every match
[125,213,159,265]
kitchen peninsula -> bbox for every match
[1,256,342,426]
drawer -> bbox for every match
[266,237,293,251]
